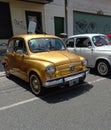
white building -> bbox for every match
[45,0,111,36]
[0,0,111,45]
[0,0,52,44]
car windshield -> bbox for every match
[28,38,65,52]
[92,35,111,47]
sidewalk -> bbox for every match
[0,48,6,76]
[0,60,5,77]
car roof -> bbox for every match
[10,34,61,41]
[68,33,106,38]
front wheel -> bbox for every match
[96,61,110,76]
[30,73,45,96]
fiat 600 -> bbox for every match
[3,34,89,96]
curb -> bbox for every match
[0,72,5,77]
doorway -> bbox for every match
[54,17,64,37]
[25,11,43,34]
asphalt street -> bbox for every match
[0,68,111,130]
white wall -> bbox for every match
[9,0,44,35]
[1,0,111,38]
[68,0,111,36]
[44,0,65,35]
[44,0,111,36]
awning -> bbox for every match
[18,0,53,4]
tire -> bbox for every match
[96,61,110,76]
[30,73,45,96]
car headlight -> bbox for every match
[46,65,55,74]
[82,59,88,66]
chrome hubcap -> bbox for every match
[32,79,39,90]
[98,62,108,75]
[30,75,41,94]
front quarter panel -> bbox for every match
[25,58,54,83]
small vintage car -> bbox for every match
[3,34,89,96]
[65,33,111,76]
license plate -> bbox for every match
[69,78,79,86]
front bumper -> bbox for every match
[43,69,89,87]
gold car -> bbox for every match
[3,34,89,96]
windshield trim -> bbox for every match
[92,35,111,47]
[28,38,66,53]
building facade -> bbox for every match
[0,0,111,44]
[0,0,50,44]
[45,0,111,36]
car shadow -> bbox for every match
[89,68,98,75]
[7,75,31,91]
[41,82,93,104]
[90,68,111,79]
[7,75,93,104]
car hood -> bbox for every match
[30,50,81,65]
[96,45,111,51]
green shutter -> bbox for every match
[73,11,111,34]
[54,17,64,37]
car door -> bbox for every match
[66,37,82,56]
[66,38,76,52]
[13,39,28,80]
[7,39,16,72]
[75,37,94,67]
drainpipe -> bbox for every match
[65,0,68,36]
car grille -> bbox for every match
[56,61,82,76]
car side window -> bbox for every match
[14,39,26,54]
[76,37,91,47]
[66,38,74,47]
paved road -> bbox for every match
[0,70,111,130]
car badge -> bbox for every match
[70,66,75,72]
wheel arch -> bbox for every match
[29,70,42,83]
[95,58,110,68]
[95,58,111,76]
[29,70,45,96]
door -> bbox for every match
[25,11,43,34]
[7,39,15,72]
[54,17,64,37]
[13,39,28,80]
[0,2,13,39]
[66,37,94,67]
[75,37,94,66]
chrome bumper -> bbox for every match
[43,69,89,87]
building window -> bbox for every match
[0,2,13,39]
